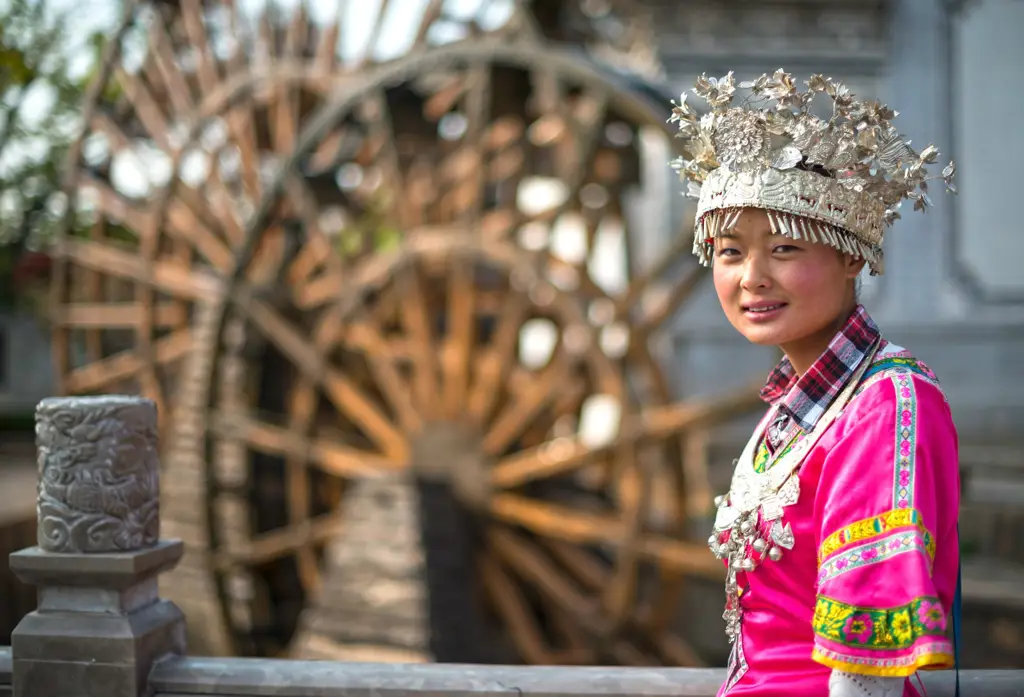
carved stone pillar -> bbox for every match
[10,396,186,697]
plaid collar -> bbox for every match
[760,304,880,433]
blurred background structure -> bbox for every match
[0,0,1022,671]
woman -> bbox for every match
[668,71,961,697]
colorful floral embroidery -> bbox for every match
[917,599,946,631]
[752,430,806,474]
[817,529,934,584]
[853,360,941,402]
[752,441,770,475]
[890,608,913,644]
[843,613,874,643]
[892,374,916,510]
[862,356,936,383]
[812,595,948,650]
[818,507,930,563]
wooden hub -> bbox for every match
[409,421,493,512]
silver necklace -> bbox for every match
[709,340,880,643]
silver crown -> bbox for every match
[669,70,957,275]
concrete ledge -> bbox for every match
[149,658,1024,697]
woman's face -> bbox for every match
[711,208,864,351]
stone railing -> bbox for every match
[3,396,1022,697]
[0,647,9,697]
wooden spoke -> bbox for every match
[489,527,605,633]
[492,384,765,491]
[53,302,186,328]
[466,290,528,422]
[491,436,593,489]
[635,264,707,338]
[442,257,476,419]
[491,493,723,580]
[208,410,399,479]
[490,492,626,546]
[59,0,762,667]
[490,526,682,665]
[478,552,555,665]
[58,238,222,299]
[613,225,697,321]
[544,538,609,591]
[232,291,408,462]
[343,316,422,435]
[213,513,344,572]
[482,356,573,456]
[62,328,193,394]
[396,263,441,416]
[633,385,767,442]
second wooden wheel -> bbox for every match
[163,33,764,661]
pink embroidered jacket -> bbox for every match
[719,341,960,696]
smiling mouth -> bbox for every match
[743,303,787,313]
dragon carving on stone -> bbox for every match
[35,395,160,553]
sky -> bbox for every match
[45,0,519,77]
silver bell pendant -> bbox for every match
[768,546,783,562]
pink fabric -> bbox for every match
[719,355,960,696]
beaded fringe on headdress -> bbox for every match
[693,208,885,276]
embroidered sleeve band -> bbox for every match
[817,527,934,585]
[818,507,935,565]
[812,595,954,677]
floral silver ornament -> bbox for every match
[714,109,770,169]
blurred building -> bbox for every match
[0,310,53,417]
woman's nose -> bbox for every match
[739,255,771,291]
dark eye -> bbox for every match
[716,246,740,258]
[773,244,800,254]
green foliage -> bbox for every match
[0,0,109,307]
[336,190,405,260]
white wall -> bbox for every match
[953,0,1024,297]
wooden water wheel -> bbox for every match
[49,0,763,664]
[47,0,658,421]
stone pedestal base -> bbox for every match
[10,542,187,697]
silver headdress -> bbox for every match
[669,70,957,275]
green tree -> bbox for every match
[0,0,101,307]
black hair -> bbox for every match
[794,159,836,179]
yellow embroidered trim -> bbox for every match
[811,648,954,677]
[818,508,935,564]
